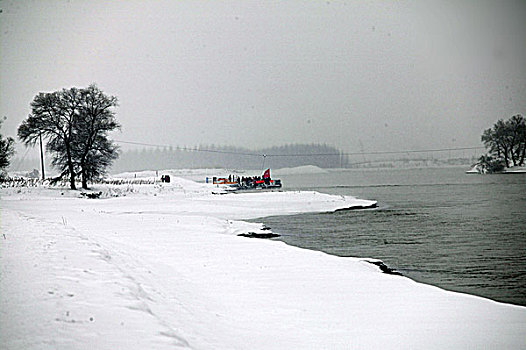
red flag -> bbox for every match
[263,168,270,179]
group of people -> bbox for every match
[225,174,270,187]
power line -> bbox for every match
[114,139,483,158]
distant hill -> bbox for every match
[110,144,349,173]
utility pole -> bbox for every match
[261,154,267,170]
[39,132,45,180]
[359,140,366,165]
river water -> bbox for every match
[251,167,526,306]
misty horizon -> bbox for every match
[10,142,480,176]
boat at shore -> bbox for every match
[209,168,282,192]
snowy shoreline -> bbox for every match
[1,177,525,349]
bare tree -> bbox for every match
[480,114,526,169]
[0,118,15,175]
[75,85,120,189]
[18,85,120,189]
[19,88,82,189]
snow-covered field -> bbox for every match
[1,177,525,349]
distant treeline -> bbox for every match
[11,143,477,175]
[110,144,349,173]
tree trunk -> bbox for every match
[68,163,76,189]
[65,143,76,190]
[502,146,510,167]
[81,166,88,189]
[510,145,517,166]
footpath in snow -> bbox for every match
[1,177,525,349]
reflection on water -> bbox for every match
[252,167,526,306]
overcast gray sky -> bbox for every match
[1,0,525,156]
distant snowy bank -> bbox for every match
[466,165,526,174]
[1,176,525,349]
[503,166,526,173]
[112,165,329,182]
[272,165,328,175]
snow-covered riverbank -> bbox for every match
[1,178,525,349]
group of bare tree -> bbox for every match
[18,85,120,189]
[479,114,525,172]
[112,143,349,173]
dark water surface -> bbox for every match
[251,167,526,306]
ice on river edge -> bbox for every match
[1,174,525,349]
